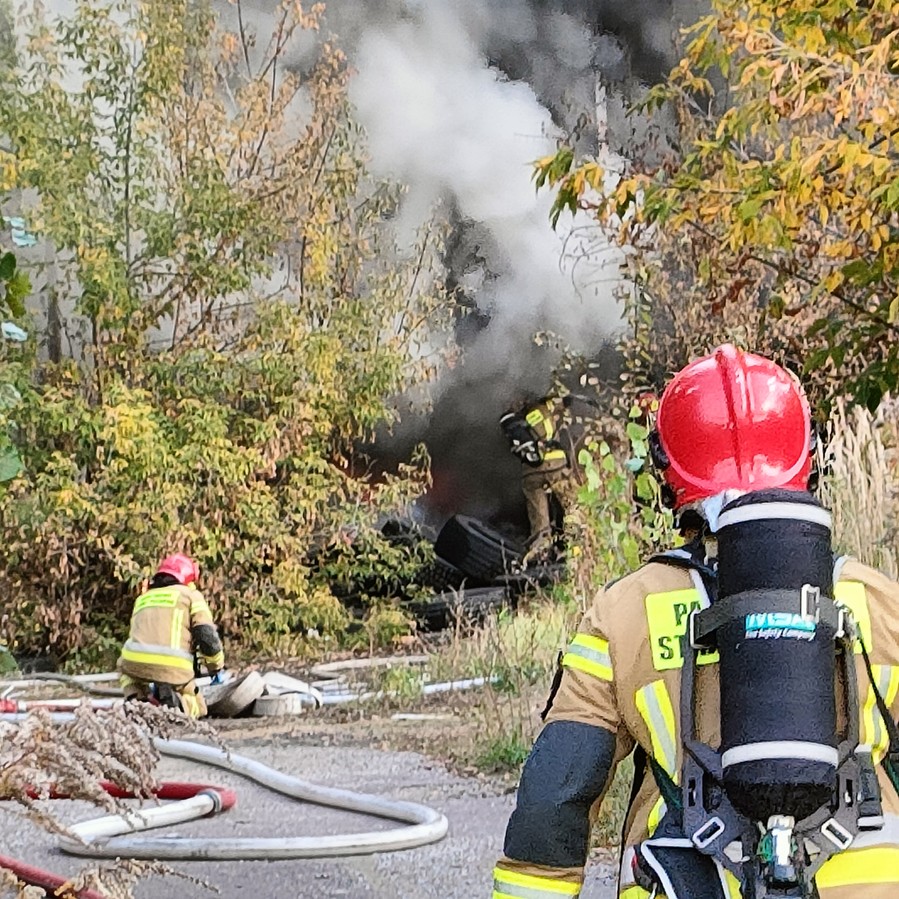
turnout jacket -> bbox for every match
[494,556,899,899]
[521,399,570,473]
[118,583,224,686]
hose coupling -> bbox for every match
[198,789,224,815]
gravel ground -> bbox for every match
[0,735,618,899]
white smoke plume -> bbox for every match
[300,0,654,527]
[330,1,622,387]
[240,0,692,528]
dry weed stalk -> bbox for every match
[0,701,216,898]
[0,868,43,899]
[819,397,899,579]
[426,601,575,770]
[67,858,214,899]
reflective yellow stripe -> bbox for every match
[863,664,899,765]
[619,888,650,899]
[134,588,178,612]
[190,597,212,618]
[647,795,667,835]
[834,580,873,653]
[724,870,742,898]
[816,846,899,888]
[635,679,678,777]
[120,647,194,672]
[492,867,580,898]
[562,634,613,682]
[525,408,553,441]
[203,651,225,669]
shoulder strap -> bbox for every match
[540,651,565,721]
[642,541,712,815]
[833,555,899,797]
[857,634,899,796]
[623,744,648,844]
[649,541,718,604]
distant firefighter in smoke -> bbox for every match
[500,394,593,566]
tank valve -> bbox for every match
[761,815,797,885]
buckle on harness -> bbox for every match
[800,584,820,622]
[692,816,725,849]
[820,818,853,851]
[688,609,708,651]
[834,604,855,641]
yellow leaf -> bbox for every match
[824,271,844,292]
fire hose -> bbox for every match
[0,854,106,899]
[0,780,238,898]
[61,737,450,860]
[0,720,450,894]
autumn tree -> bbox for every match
[0,0,453,659]
[537,0,899,411]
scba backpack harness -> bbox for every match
[500,401,572,469]
[634,489,899,899]
[499,410,544,467]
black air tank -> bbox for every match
[715,488,837,823]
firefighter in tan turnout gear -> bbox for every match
[500,394,590,565]
[494,345,899,899]
[118,553,225,718]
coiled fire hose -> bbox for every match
[60,737,449,860]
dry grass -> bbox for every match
[426,598,578,771]
[418,597,635,847]
[591,755,635,850]
[0,869,43,899]
[0,701,213,899]
[340,596,580,776]
[818,397,899,578]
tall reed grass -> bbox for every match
[818,397,898,579]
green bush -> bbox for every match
[0,0,453,660]
[569,407,679,593]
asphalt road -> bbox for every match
[0,736,618,898]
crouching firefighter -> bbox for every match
[494,345,899,899]
[117,553,225,718]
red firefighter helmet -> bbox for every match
[157,553,199,586]
[653,344,812,509]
